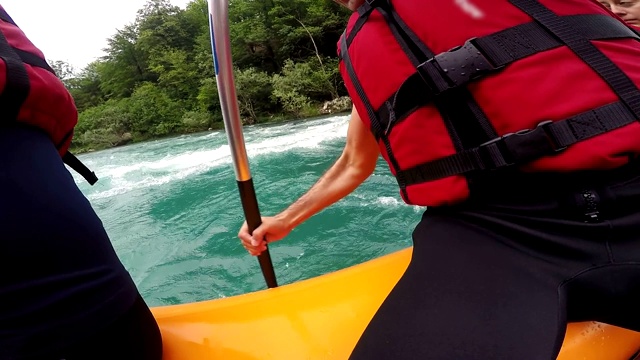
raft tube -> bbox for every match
[151,247,640,359]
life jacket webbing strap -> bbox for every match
[0,9,98,185]
[341,2,427,196]
[339,9,394,145]
[341,0,381,50]
[0,7,17,26]
[0,27,29,121]
[62,151,98,185]
[347,0,498,150]
[399,0,640,185]
[0,8,55,74]
[340,32,408,198]
[54,113,99,187]
[15,49,55,74]
[398,100,638,185]
[339,36,378,132]
[377,13,639,135]
[373,5,422,68]
[380,4,433,62]
[378,2,498,150]
[510,0,640,118]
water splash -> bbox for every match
[71,115,350,200]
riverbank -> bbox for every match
[71,97,352,155]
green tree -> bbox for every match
[234,67,274,123]
[49,60,76,89]
[99,24,152,98]
[68,0,351,152]
[127,82,183,137]
[68,61,105,112]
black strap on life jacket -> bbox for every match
[394,0,640,184]
[377,14,639,134]
[398,101,637,185]
[0,7,98,185]
[0,21,30,124]
[0,8,56,75]
[341,0,503,198]
[55,129,98,185]
[62,151,98,185]
[0,6,17,25]
[342,0,640,189]
[343,0,499,148]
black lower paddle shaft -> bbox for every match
[237,179,278,288]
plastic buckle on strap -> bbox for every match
[430,38,504,89]
[479,121,567,169]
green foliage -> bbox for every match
[49,60,76,89]
[196,77,220,114]
[76,128,127,150]
[149,49,200,109]
[181,110,216,132]
[272,58,340,101]
[68,62,105,112]
[72,100,133,151]
[62,0,352,152]
[127,82,183,137]
[234,67,275,124]
[76,99,132,135]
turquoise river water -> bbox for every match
[72,114,424,307]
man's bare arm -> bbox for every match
[238,105,381,254]
[277,105,381,228]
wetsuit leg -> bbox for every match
[349,162,640,360]
[0,125,161,359]
[564,177,640,333]
[349,213,578,360]
[54,294,163,360]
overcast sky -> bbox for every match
[1,0,192,71]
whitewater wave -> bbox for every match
[74,115,350,200]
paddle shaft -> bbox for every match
[208,0,278,288]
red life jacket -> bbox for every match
[338,0,640,207]
[0,6,96,184]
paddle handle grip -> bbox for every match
[238,179,278,288]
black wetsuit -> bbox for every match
[350,159,640,360]
[0,125,162,360]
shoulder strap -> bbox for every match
[378,14,640,134]
[511,0,640,117]
[0,7,55,74]
[397,0,640,184]
[340,0,500,197]
[349,0,499,150]
[0,7,98,185]
[0,20,29,122]
[0,7,18,26]
[63,152,98,185]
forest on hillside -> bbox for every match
[52,0,353,152]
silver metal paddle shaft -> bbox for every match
[208,0,251,182]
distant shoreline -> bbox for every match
[72,107,352,156]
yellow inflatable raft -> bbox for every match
[151,247,640,359]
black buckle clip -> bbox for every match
[479,120,568,169]
[418,38,505,96]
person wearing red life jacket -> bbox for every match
[239,0,640,358]
[0,5,162,360]
[598,0,640,27]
